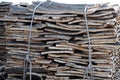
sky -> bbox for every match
[0,0,120,5]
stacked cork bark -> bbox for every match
[113,7,120,80]
[0,1,119,80]
[0,2,11,80]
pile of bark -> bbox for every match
[0,1,119,80]
[0,2,11,80]
[113,7,120,80]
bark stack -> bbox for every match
[0,1,119,80]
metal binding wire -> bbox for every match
[83,6,94,80]
[23,1,45,80]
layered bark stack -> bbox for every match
[114,7,120,80]
[0,1,119,80]
[0,2,11,80]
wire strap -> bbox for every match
[23,2,45,80]
[83,6,94,80]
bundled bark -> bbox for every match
[0,1,119,80]
[0,2,11,80]
[113,7,120,80]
